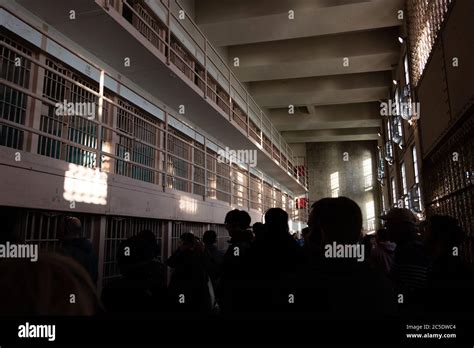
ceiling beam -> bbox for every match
[249,71,391,108]
[197,0,404,47]
[229,28,400,82]
[270,102,383,131]
[282,127,380,142]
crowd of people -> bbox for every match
[0,196,473,319]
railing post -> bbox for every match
[246,91,250,138]
[190,138,194,194]
[96,215,107,296]
[247,163,251,210]
[204,40,208,100]
[229,162,233,207]
[97,70,105,170]
[166,0,171,65]
[163,111,168,192]
[204,137,207,200]
[228,68,232,122]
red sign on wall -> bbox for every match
[296,197,308,209]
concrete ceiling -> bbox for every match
[194,0,404,142]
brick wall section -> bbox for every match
[306,141,381,232]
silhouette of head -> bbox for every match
[225,209,251,239]
[264,208,289,240]
[180,232,196,247]
[238,210,251,230]
[319,197,362,245]
[381,208,418,244]
[308,198,334,246]
[203,230,217,245]
[64,216,83,238]
[136,229,160,260]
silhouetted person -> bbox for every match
[423,215,474,316]
[166,232,213,314]
[246,208,305,314]
[202,230,223,287]
[101,231,167,314]
[383,208,429,312]
[0,252,102,316]
[305,198,333,266]
[370,228,396,276]
[301,197,395,318]
[58,216,98,285]
[218,209,253,314]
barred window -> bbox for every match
[216,154,231,203]
[263,182,273,210]
[104,216,163,283]
[39,58,99,167]
[250,173,262,211]
[407,0,452,86]
[115,98,159,183]
[191,142,204,196]
[167,128,192,192]
[232,164,248,207]
[0,34,31,150]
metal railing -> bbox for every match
[0,30,307,220]
[107,0,307,188]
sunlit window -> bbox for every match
[401,162,409,208]
[412,146,419,184]
[396,116,403,142]
[330,171,339,197]
[412,146,423,211]
[391,177,397,207]
[404,55,410,86]
[363,158,373,191]
[366,201,375,232]
[63,163,107,205]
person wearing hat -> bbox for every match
[382,208,429,312]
